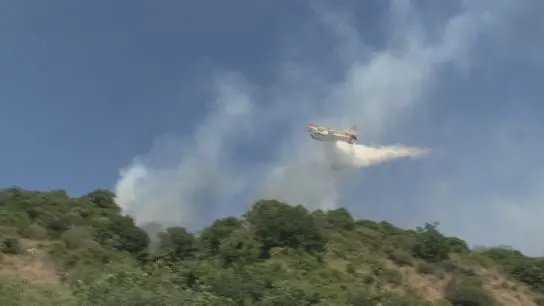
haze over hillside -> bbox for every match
[1,1,544,304]
[114,140,430,228]
[98,1,543,257]
[1,187,544,305]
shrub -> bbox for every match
[19,223,48,240]
[0,277,77,306]
[389,250,414,267]
[534,295,544,306]
[412,223,450,263]
[416,262,436,275]
[433,298,453,306]
[444,277,496,306]
[1,237,21,254]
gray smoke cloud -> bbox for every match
[113,1,544,255]
[260,141,429,211]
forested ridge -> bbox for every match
[0,187,543,305]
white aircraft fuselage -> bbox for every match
[308,124,358,144]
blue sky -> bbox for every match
[2,1,544,255]
[0,0,308,192]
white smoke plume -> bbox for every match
[259,141,429,211]
[334,142,429,168]
[113,0,503,221]
[112,1,544,254]
[114,73,254,227]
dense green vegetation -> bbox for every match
[0,186,542,305]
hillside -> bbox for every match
[0,187,543,305]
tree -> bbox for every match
[445,236,470,254]
[411,222,450,262]
[94,215,150,255]
[199,217,243,257]
[85,189,120,213]
[324,208,356,231]
[244,200,326,257]
[157,227,197,260]
[217,228,261,266]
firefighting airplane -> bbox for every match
[308,123,359,144]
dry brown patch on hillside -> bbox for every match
[0,240,59,283]
[390,261,446,302]
[476,267,536,306]
[379,258,446,301]
[446,254,538,305]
